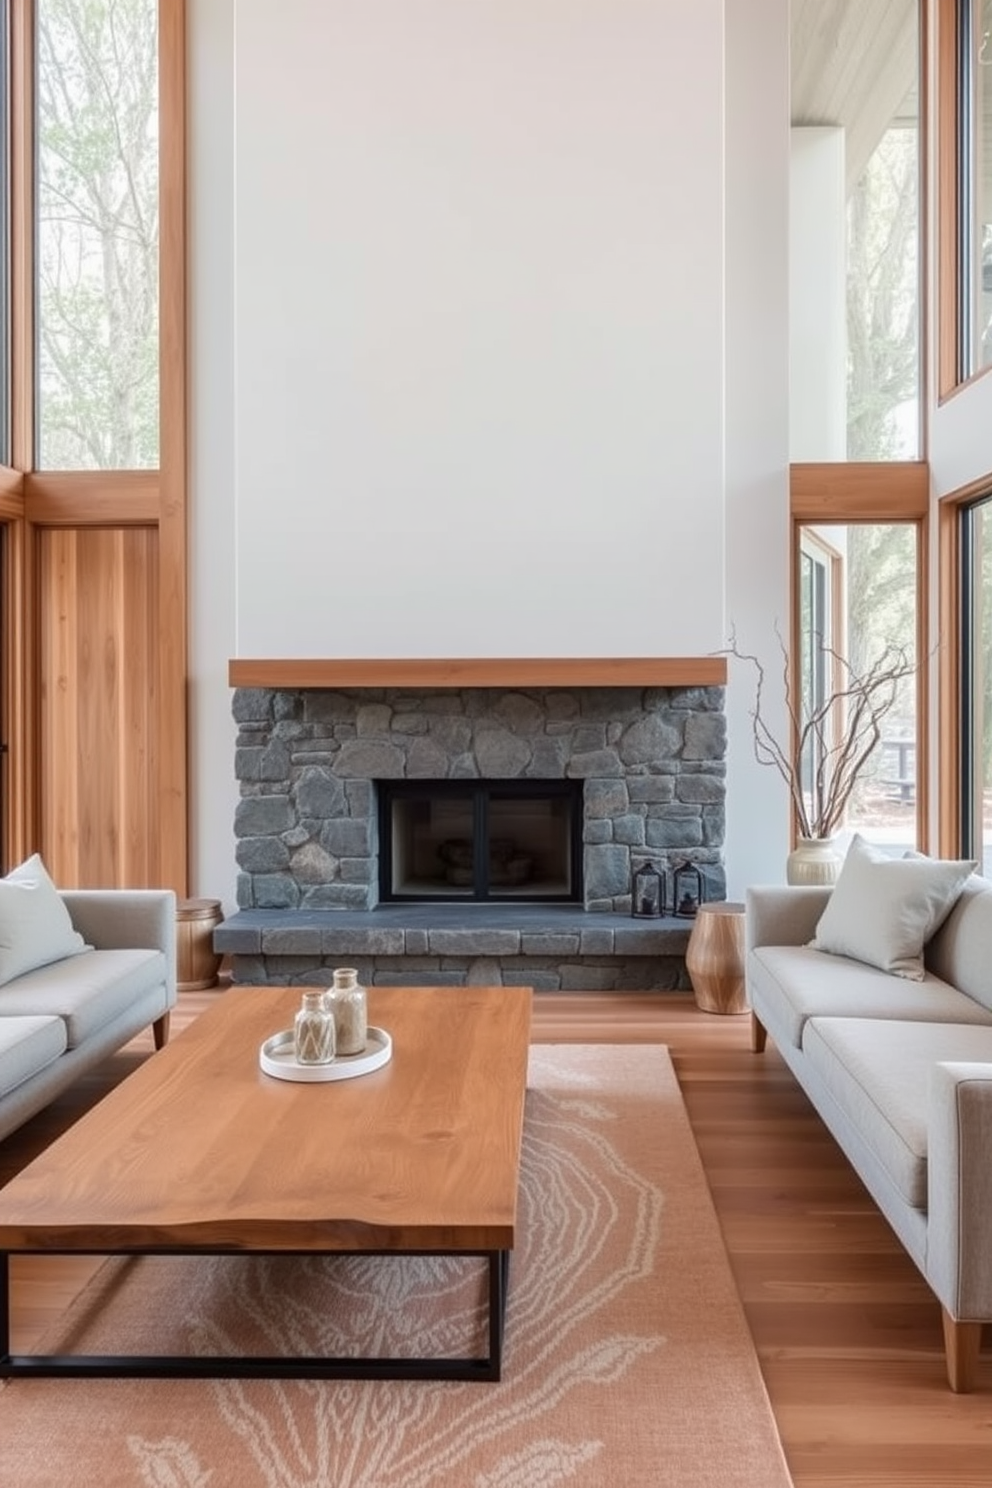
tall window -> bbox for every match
[798,522,919,853]
[790,0,921,460]
[961,499,992,871]
[35,0,159,470]
[0,1,185,889]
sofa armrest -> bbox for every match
[927,1062,992,1320]
[60,889,177,1000]
[745,884,832,952]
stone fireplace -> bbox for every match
[216,660,728,991]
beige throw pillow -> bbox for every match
[0,853,89,987]
[810,834,977,980]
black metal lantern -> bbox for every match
[673,860,704,918]
[631,859,665,918]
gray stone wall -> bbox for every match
[232,684,727,913]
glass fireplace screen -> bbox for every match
[378,780,583,902]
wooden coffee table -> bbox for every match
[0,983,532,1382]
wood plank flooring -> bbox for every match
[2,988,990,1486]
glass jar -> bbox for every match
[294,989,336,1065]
[326,967,367,1056]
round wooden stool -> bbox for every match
[685,901,748,1015]
[176,898,224,992]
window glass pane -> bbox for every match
[963,499,992,872]
[798,523,918,853]
[799,536,835,799]
[35,0,159,470]
[970,0,992,374]
[790,0,921,459]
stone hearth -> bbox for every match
[217,676,727,990]
[216,903,693,992]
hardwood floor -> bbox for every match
[2,987,990,1485]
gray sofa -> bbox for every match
[746,872,992,1392]
[0,888,177,1142]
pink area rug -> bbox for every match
[0,1044,793,1487]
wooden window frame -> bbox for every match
[936,0,992,398]
[791,462,931,851]
[937,474,992,856]
[0,0,187,891]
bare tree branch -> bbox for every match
[724,628,916,839]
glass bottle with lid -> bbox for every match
[294,989,336,1065]
[326,967,368,1056]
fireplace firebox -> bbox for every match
[378,780,583,903]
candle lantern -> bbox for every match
[631,859,665,918]
[673,861,704,918]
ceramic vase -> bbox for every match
[326,967,368,1055]
[786,836,843,886]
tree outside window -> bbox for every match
[36,0,159,471]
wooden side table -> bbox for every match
[175,898,224,992]
[685,901,748,1015]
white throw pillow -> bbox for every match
[0,854,89,987]
[810,834,977,980]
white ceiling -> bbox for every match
[791,0,919,193]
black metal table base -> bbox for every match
[0,1247,510,1382]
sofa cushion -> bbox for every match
[810,835,976,980]
[0,1015,67,1096]
[748,944,992,1050]
[924,875,992,1014]
[0,947,168,1048]
[0,854,89,988]
[802,1016,992,1210]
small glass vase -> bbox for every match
[786,836,843,886]
[326,967,368,1056]
[294,990,336,1065]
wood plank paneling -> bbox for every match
[39,528,160,886]
[228,656,729,689]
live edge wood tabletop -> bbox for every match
[0,984,533,1256]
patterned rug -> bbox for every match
[0,1044,793,1487]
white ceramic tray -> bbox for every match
[259,1025,392,1083]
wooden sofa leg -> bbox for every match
[152,1012,171,1050]
[750,1011,767,1053]
[942,1309,983,1392]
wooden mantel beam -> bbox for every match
[228,657,727,689]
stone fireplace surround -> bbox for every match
[216,658,728,992]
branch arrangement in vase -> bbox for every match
[726,630,916,840]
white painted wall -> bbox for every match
[930,374,992,497]
[232,0,725,658]
[723,0,792,897]
[789,128,847,462]
[189,0,238,908]
[189,0,793,906]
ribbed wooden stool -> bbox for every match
[175,897,224,992]
[685,901,748,1015]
